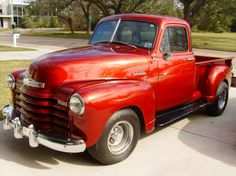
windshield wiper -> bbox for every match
[93,40,137,49]
[92,40,110,45]
[110,41,137,49]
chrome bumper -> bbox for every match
[2,105,86,153]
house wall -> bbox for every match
[0,0,10,28]
[2,17,9,28]
[0,0,27,28]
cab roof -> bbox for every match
[100,13,190,27]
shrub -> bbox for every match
[20,16,60,28]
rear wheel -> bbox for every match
[88,109,140,165]
[206,82,229,116]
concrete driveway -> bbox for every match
[0,88,236,176]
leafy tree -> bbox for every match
[27,0,236,32]
[79,0,151,34]
[231,19,236,32]
[137,0,182,17]
[179,0,236,31]
[179,0,206,27]
[27,0,76,33]
[195,0,235,32]
[85,0,148,16]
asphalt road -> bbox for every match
[0,31,87,49]
[0,32,88,60]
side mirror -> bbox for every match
[163,52,172,61]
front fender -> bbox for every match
[205,65,231,101]
[65,80,156,147]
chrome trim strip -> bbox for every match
[2,105,86,153]
[23,78,45,88]
[132,71,147,76]
[7,74,16,89]
[186,58,195,61]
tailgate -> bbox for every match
[232,74,236,87]
[232,59,236,87]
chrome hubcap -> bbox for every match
[107,121,134,155]
[218,89,227,109]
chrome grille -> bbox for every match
[14,86,70,137]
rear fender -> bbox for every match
[204,65,231,101]
[67,80,156,147]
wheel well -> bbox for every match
[224,79,229,86]
[125,106,145,134]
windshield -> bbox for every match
[89,20,157,49]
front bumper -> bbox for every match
[2,105,86,153]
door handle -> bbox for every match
[186,58,195,61]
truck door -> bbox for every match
[156,25,195,111]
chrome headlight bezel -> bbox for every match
[7,74,15,89]
[69,93,85,116]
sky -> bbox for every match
[0,0,28,3]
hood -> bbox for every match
[24,45,149,92]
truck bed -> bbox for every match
[195,55,235,96]
[195,55,234,66]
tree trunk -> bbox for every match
[183,9,193,26]
[180,0,208,28]
[80,0,92,36]
[86,18,91,35]
[182,2,193,27]
[58,15,74,34]
[67,17,74,34]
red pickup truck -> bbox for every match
[2,14,235,164]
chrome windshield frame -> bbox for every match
[110,18,121,42]
[89,19,158,50]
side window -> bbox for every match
[160,29,170,52]
[160,27,188,53]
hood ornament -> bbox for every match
[23,78,45,88]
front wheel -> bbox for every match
[88,109,140,165]
[206,82,229,116]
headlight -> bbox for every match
[7,74,15,89]
[69,93,85,116]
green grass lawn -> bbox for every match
[0,45,35,52]
[192,32,236,52]
[0,29,10,32]
[0,60,31,120]
[23,31,91,40]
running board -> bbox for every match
[156,100,210,127]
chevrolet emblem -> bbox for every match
[23,78,45,88]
